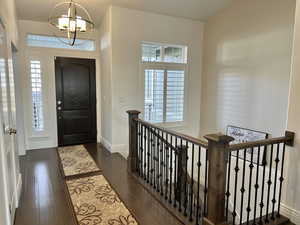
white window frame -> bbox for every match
[142,41,188,64]
[141,61,188,127]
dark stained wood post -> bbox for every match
[285,130,295,147]
[175,145,188,203]
[127,110,141,173]
[204,133,234,225]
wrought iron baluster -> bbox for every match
[204,148,208,216]
[196,146,202,225]
[138,123,142,176]
[240,149,247,225]
[156,129,160,192]
[178,138,183,212]
[277,143,286,217]
[265,144,274,224]
[253,147,261,224]
[143,125,147,181]
[165,133,169,200]
[232,150,240,225]
[169,135,173,203]
[184,141,188,217]
[153,129,157,189]
[160,130,164,195]
[189,143,195,221]
[147,127,150,183]
[226,151,232,221]
[271,143,281,220]
[259,146,267,225]
[246,148,254,224]
[142,124,145,178]
[173,137,178,208]
[150,129,154,186]
[161,131,164,194]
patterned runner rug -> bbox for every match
[66,175,138,225]
[58,145,100,177]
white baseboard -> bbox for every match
[111,144,127,155]
[281,203,300,224]
[100,137,128,157]
[16,173,22,208]
[100,137,112,152]
[118,151,129,159]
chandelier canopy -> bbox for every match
[48,0,95,46]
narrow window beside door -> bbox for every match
[30,60,44,131]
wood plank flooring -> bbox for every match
[14,144,183,225]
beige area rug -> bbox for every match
[66,175,138,225]
[58,145,100,177]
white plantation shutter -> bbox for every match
[144,69,185,123]
[166,70,184,122]
[144,70,164,123]
[30,60,44,131]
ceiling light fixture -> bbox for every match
[48,0,95,46]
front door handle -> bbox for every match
[7,128,17,135]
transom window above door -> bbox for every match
[141,42,188,124]
[142,42,187,63]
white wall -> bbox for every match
[99,7,113,149]
[17,20,101,151]
[100,6,204,156]
[200,0,295,138]
[283,1,300,223]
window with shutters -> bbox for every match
[142,42,187,124]
[30,60,44,131]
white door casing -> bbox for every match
[0,19,19,225]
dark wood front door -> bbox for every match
[55,57,96,146]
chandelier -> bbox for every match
[48,0,95,46]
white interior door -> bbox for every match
[0,20,18,225]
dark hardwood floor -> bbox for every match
[14,144,183,225]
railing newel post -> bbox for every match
[127,110,141,174]
[175,145,188,207]
[204,133,234,225]
[285,130,295,147]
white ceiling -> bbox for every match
[15,0,233,27]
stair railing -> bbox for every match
[127,110,295,225]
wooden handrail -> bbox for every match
[229,131,295,151]
[147,126,177,151]
[135,118,208,148]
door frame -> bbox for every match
[0,17,15,225]
[55,56,97,146]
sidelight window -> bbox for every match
[30,60,44,131]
